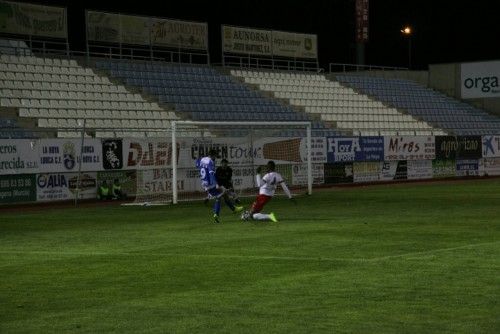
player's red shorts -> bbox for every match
[251,194,272,213]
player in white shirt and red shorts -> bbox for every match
[242,160,295,222]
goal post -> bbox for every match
[171,120,313,204]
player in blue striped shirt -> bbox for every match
[196,149,243,223]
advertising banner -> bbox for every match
[0,1,67,38]
[292,163,324,186]
[480,158,500,176]
[151,18,208,50]
[222,25,272,56]
[271,30,317,59]
[435,136,482,160]
[327,136,383,162]
[87,11,208,50]
[384,136,435,161]
[102,139,124,170]
[38,139,102,173]
[353,161,380,183]
[379,161,407,181]
[36,172,97,202]
[432,159,456,178]
[324,163,353,184]
[181,136,324,169]
[86,11,120,43]
[120,14,150,45]
[0,173,36,204]
[482,135,500,158]
[0,139,39,175]
[456,159,480,176]
[135,168,185,199]
[123,139,176,170]
[461,61,500,99]
[407,160,433,180]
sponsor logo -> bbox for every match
[37,174,67,188]
[463,76,499,93]
[63,142,76,170]
[103,139,123,169]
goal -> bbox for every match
[131,121,314,205]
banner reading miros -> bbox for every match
[461,61,500,99]
[0,0,67,38]
[384,136,435,161]
[222,25,318,59]
[86,10,208,50]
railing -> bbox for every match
[329,63,408,73]
[86,43,210,65]
[222,54,321,72]
[0,35,210,65]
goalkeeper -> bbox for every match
[242,160,294,222]
[196,149,243,223]
[215,159,240,204]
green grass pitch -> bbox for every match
[1,179,499,333]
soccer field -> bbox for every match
[1,179,499,333]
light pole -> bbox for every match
[401,26,412,69]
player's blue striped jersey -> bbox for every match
[197,156,216,190]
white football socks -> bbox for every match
[252,213,271,221]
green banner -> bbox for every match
[432,159,456,178]
[0,173,36,204]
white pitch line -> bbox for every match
[0,241,498,263]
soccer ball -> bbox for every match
[240,210,251,221]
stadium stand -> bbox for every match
[336,75,500,135]
[94,60,344,136]
[231,69,445,136]
[0,54,180,138]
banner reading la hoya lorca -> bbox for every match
[38,139,102,173]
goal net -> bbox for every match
[131,121,314,205]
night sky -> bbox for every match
[18,0,500,70]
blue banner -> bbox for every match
[326,136,384,162]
